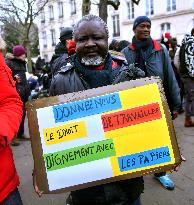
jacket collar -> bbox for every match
[129,39,161,51]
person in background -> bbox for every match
[161,33,184,114]
[122,16,181,191]
[117,40,130,52]
[0,36,23,205]
[109,40,130,52]
[35,56,45,73]
[109,39,119,51]
[179,28,194,127]
[6,45,30,143]
[50,27,76,76]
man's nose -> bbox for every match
[85,38,95,46]
[144,26,150,31]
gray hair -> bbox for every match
[73,14,109,39]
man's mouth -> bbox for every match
[143,32,150,36]
[85,50,98,56]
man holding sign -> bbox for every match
[48,14,145,205]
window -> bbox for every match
[70,0,76,15]
[58,2,64,18]
[127,1,134,20]
[42,31,47,48]
[146,0,154,16]
[40,9,45,23]
[167,0,176,12]
[50,29,56,46]
[112,15,120,37]
[43,54,48,62]
[49,5,54,21]
[59,27,63,33]
[161,23,171,35]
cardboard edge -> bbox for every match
[26,102,49,192]
[156,80,182,165]
[26,76,182,193]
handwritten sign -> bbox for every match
[43,121,87,145]
[118,146,171,172]
[102,102,162,131]
[28,79,181,192]
[53,93,122,122]
[44,139,115,171]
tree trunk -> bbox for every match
[82,0,91,16]
[24,39,32,73]
[99,0,108,23]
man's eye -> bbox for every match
[77,37,87,42]
[94,37,102,40]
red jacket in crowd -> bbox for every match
[0,51,23,202]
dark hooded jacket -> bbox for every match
[6,58,30,103]
[49,53,145,205]
[122,39,181,114]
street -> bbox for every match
[12,113,194,205]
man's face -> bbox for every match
[74,20,108,66]
[134,22,151,40]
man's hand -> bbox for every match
[32,170,44,197]
[14,74,22,83]
[172,111,178,120]
[171,155,186,172]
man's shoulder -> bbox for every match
[109,50,128,65]
[57,62,74,74]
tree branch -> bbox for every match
[107,0,120,10]
[132,0,141,5]
[33,0,49,19]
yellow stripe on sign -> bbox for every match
[119,84,162,109]
[43,121,87,145]
[104,83,175,176]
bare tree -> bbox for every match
[82,0,140,22]
[0,0,49,72]
[99,0,120,23]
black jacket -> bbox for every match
[6,58,30,102]
[6,58,27,83]
[50,53,145,96]
[49,53,145,205]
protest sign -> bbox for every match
[26,77,181,193]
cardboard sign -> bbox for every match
[26,77,181,193]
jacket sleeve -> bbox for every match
[49,76,56,96]
[0,55,23,151]
[162,45,181,112]
[173,47,180,70]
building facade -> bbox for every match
[36,0,194,61]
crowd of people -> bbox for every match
[0,14,193,205]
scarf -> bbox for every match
[73,54,114,88]
[132,36,153,74]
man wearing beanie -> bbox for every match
[122,16,181,191]
[50,27,75,76]
[6,45,30,143]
